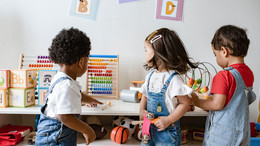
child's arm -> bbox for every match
[81,92,103,107]
[139,95,148,121]
[191,93,226,110]
[58,114,96,145]
[154,95,190,131]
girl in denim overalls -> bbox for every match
[139,28,198,146]
[191,25,256,146]
[36,28,102,146]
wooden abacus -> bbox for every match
[86,55,119,99]
[19,53,59,70]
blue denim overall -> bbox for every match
[142,71,181,146]
[36,77,80,146]
[203,67,256,146]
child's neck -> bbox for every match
[156,66,167,73]
[227,56,244,66]
[59,64,78,80]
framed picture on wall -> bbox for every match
[70,0,99,20]
[156,0,184,21]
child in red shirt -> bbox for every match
[191,25,256,146]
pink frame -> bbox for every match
[156,0,184,21]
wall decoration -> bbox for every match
[70,0,100,20]
[118,0,144,4]
[156,0,184,21]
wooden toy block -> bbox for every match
[10,70,37,88]
[38,70,57,88]
[0,70,10,89]
[0,89,8,108]
[38,88,48,107]
[9,88,35,107]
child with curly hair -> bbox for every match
[36,27,102,146]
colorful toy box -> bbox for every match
[37,70,57,106]
[38,88,48,106]
[0,89,8,108]
[8,88,35,107]
[38,70,57,88]
[10,70,37,88]
[0,70,10,89]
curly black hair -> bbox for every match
[144,28,198,74]
[211,25,250,57]
[48,27,91,65]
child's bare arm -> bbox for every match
[191,93,226,110]
[81,92,103,107]
[139,95,148,121]
[154,95,190,131]
[58,114,96,145]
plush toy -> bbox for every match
[89,124,107,139]
[133,125,142,141]
[85,116,102,126]
[120,118,136,137]
[112,116,126,128]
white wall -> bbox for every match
[0,0,260,122]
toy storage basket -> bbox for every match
[251,123,260,146]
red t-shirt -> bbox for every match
[210,63,254,107]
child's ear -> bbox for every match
[78,58,85,68]
[220,47,229,57]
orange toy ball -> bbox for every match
[110,126,129,144]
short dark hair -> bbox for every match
[211,25,250,57]
[49,27,91,65]
[144,28,197,74]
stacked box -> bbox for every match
[0,70,10,89]
[37,70,57,106]
[0,70,10,108]
[8,70,37,107]
[9,88,35,107]
[0,89,8,108]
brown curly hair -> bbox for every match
[49,27,91,65]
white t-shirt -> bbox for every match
[140,70,193,113]
[44,72,82,119]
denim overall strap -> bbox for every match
[203,66,255,146]
[36,77,80,146]
[143,72,181,146]
[147,71,155,91]
[160,72,178,93]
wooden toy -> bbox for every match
[86,55,119,99]
[38,70,57,88]
[0,89,8,108]
[101,101,111,110]
[10,70,37,88]
[0,70,10,89]
[185,62,217,100]
[38,88,48,107]
[8,88,35,107]
[110,126,129,144]
[19,54,58,70]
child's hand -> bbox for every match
[191,92,199,105]
[81,93,103,107]
[83,125,96,145]
[139,110,148,121]
[154,116,171,131]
